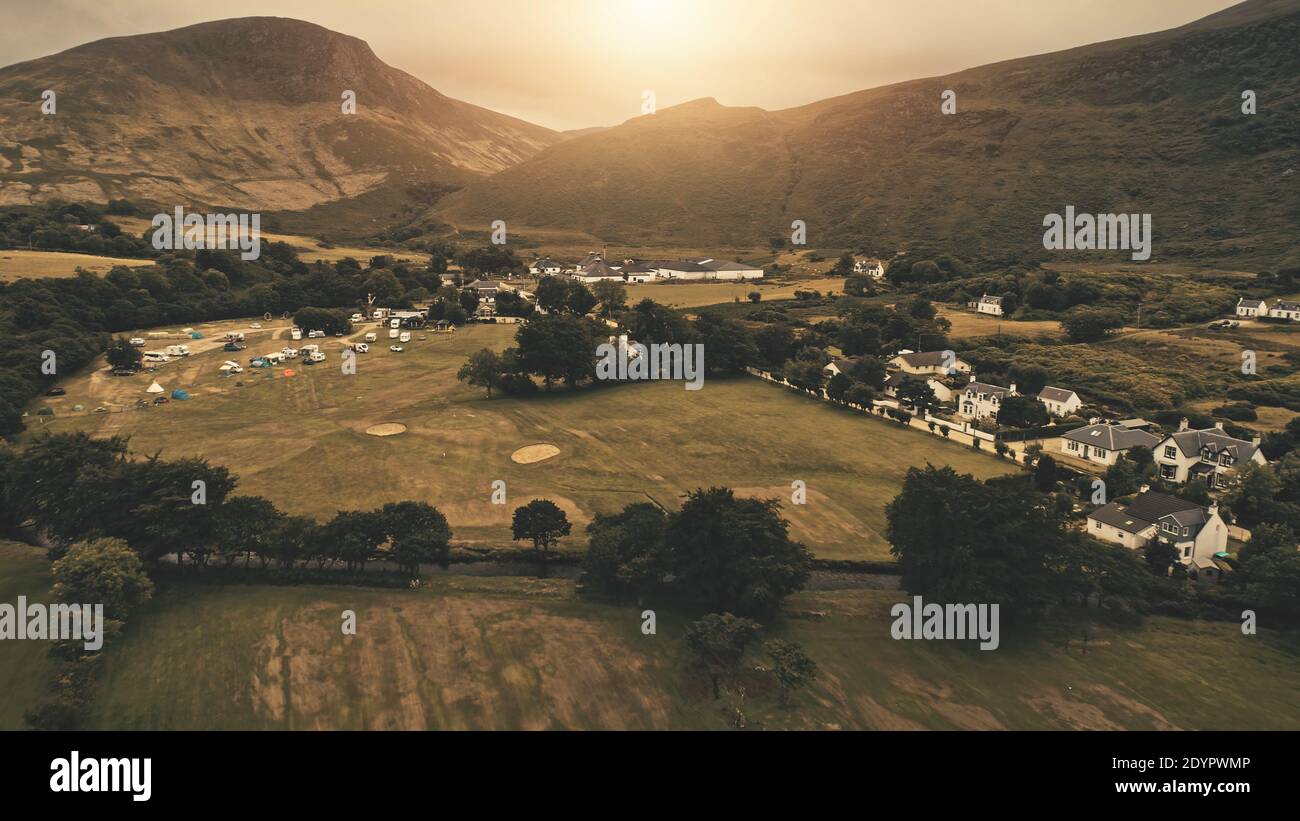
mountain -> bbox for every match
[0,17,560,210]
[437,0,1300,266]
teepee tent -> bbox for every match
[146,381,165,394]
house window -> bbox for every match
[1160,464,1177,479]
[1183,547,1191,557]
[1164,446,1177,458]
[1182,527,1189,536]
[1093,521,1101,529]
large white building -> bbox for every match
[1268,300,1300,321]
[1236,297,1269,318]
[976,295,1004,317]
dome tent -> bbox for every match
[171,389,190,400]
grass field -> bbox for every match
[937,307,1064,341]
[80,577,1300,730]
[0,541,58,729]
[0,249,155,281]
[627,276,847,310]
[30,320,1013,560]
[108,217,427,265]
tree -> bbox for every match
[765,639,817,706]
[323,510,386,572]
[512,500,571,573]
[1061,308,1124,343]
[907,297,936,320]
[381,501,452,574]
[214,495,283,567]
[663,488,811,616]
[887,465,1073,623]
[694,312,758,374]
[997,395,1049,428]
[515,315,597,388]
[1034,455,1060,493]
[827,372,851,401]
[591,280,627,318]
[105,337,142,371]
[894,377,936,413]
[51,537,154,621]
[684,613,760,699]
[1144,540,1179,576]
[293,306,351,336]
[582,503,669,597]
[457,348,505,398]
[845,383,876,407]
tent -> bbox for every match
[146,381,165,394]
[189,332,204,339]
[282,369,296,377]
[170,389,190,401]
[72,404,84,411]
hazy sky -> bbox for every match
[2,0,1243,131]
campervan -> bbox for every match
[399,332,411,343]
[129,337,145,347]
[308,330,324,339]
[262,352,284,365]
[389,318,401,329]
[280,347,299,359]
[350,313,364,323]
[224,332,246,343]
[352,343,369,354]
[388,328,399,339]
[165,345,190,357]
[291,327,302,341]
[364,332,377,343]
[300,344,320,355]
[306,351,326,364]
[143,351,170,364]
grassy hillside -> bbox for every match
[0,541,57,729]
[438,0,1300,268]
[0,17,559,210]
[82,578,1300,730]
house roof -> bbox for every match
[1163,428,1260,463]
[962,381,1010,397]
[825,357,860,373]
[1089,492,1208,536]
[467,279,502,289]
[893,350,960,368]
[1062,423,1160,451]
[577,261,624,280]
[1272,300,1300,311]
[979,295,1003,304]
[1237,298,1267,308]
[1038,386,1077,403]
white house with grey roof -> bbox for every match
[888,350,971,376]
[1268,300,1300,321]
[1087,491,1227,563]
[528,258,564,276]
[1236,298,1269,318]
[1037,386,1081,418]
[1153,420,1267,488]
[884,372,954,404]
[958,376,1015,421]
[1058,422,1160,466]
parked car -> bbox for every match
[45,387,66,396]
[353,343,369,354]
[250,322,262,329]
[390,345,404,353]
[129,337,146,347]
[153,396,169,405]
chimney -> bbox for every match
[1178,417,1190,431]
[969,374,976,383]
[1214,421,1224,430]
[1139,483,1151,494]
[1252,434,1263,447]
[1009,382,1018,395]
[1208,502,1219,518]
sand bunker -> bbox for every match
[511,443,560,464]
[366,423,407,437]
